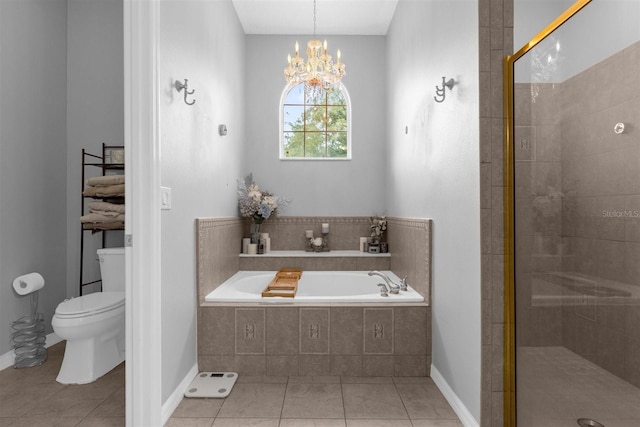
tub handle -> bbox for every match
[377,283,389,297]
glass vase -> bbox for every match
[250,222,262,244]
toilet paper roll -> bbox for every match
[12,272,45,295]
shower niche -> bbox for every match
[505,1,640,426]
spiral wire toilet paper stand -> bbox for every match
[11,292,47,368]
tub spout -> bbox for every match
[368,271,399,294]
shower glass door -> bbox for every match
[509,1,640,425]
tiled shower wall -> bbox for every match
[196,216,432,377]
[513,41,640,388]
[479,0,513,424]
[561,41,640,387]
[513,81,564,348]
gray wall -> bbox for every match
[0,0,68,356]
[159,0,246,404]
[387,0,481,421]
[0,0,123,361]
[245,35,387,216]
[66,0,124,297]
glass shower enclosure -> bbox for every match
[505,0,640,425]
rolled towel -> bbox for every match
[86,174,124,187]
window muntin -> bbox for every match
[280,83,351,160]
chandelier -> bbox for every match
[284,0,346,95]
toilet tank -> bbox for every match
[97,247,125,292]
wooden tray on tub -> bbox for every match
[261,269,303,298]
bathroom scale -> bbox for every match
[184,372,238,398]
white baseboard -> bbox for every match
[161,363,199,425]
[0,332,63,371]
[430,364,480,427]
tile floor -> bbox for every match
[517,346,640,427]
[0,342,125,427]
[166,375,462,427]
[0,342,462,427]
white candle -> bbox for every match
[305,230,314,238]
[360,237,368,252]
[248,243,258,255]
[322,223,329,234]
[242,238,250,254]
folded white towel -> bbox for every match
[87,201,125,214]
[86,174,124,187]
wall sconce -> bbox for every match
[434,77,455,103]
[175,79,196,105]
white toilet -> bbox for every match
[52,247,125,384]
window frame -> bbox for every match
[279,82,352,160]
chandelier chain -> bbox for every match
[313,0,317,37]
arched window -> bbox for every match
[280,83,351,159]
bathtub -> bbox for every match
[205,270,425,303]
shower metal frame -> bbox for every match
[502,0,593,425]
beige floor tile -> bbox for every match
[288,376,341,384]
[341,376,393,384]
[7,417,83,427]
[395,383,457,419]
[342,384,408,419]
[0,383,65,417]
[346,419,412,426]
[392,377,430,384]
[216,383,285,418]
[171,397,223,418]
[281,383,344,419]
[165,418,214,427]
[212,418,279,426]
[55,381,122,402]
[236,375,288,384]
[280,419,347,427]
[23,394,105,418]
[87,387,125,418]
[0,419,17,427]
[76,417,126,427]
[410,420,464,427]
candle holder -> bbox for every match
[306,233,330,252]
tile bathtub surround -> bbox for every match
[239,253,391,272]
[198,305,431,377]
[387,217,432,304]
[196,217,245,302]
[197,216,432,302]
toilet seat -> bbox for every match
[55,292,125,319]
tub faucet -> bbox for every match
[377,283,389,297]
[368,271,399,294]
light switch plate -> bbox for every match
[161,187,171,210]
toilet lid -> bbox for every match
[55,292,125,318]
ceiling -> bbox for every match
[231,0,400,35]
